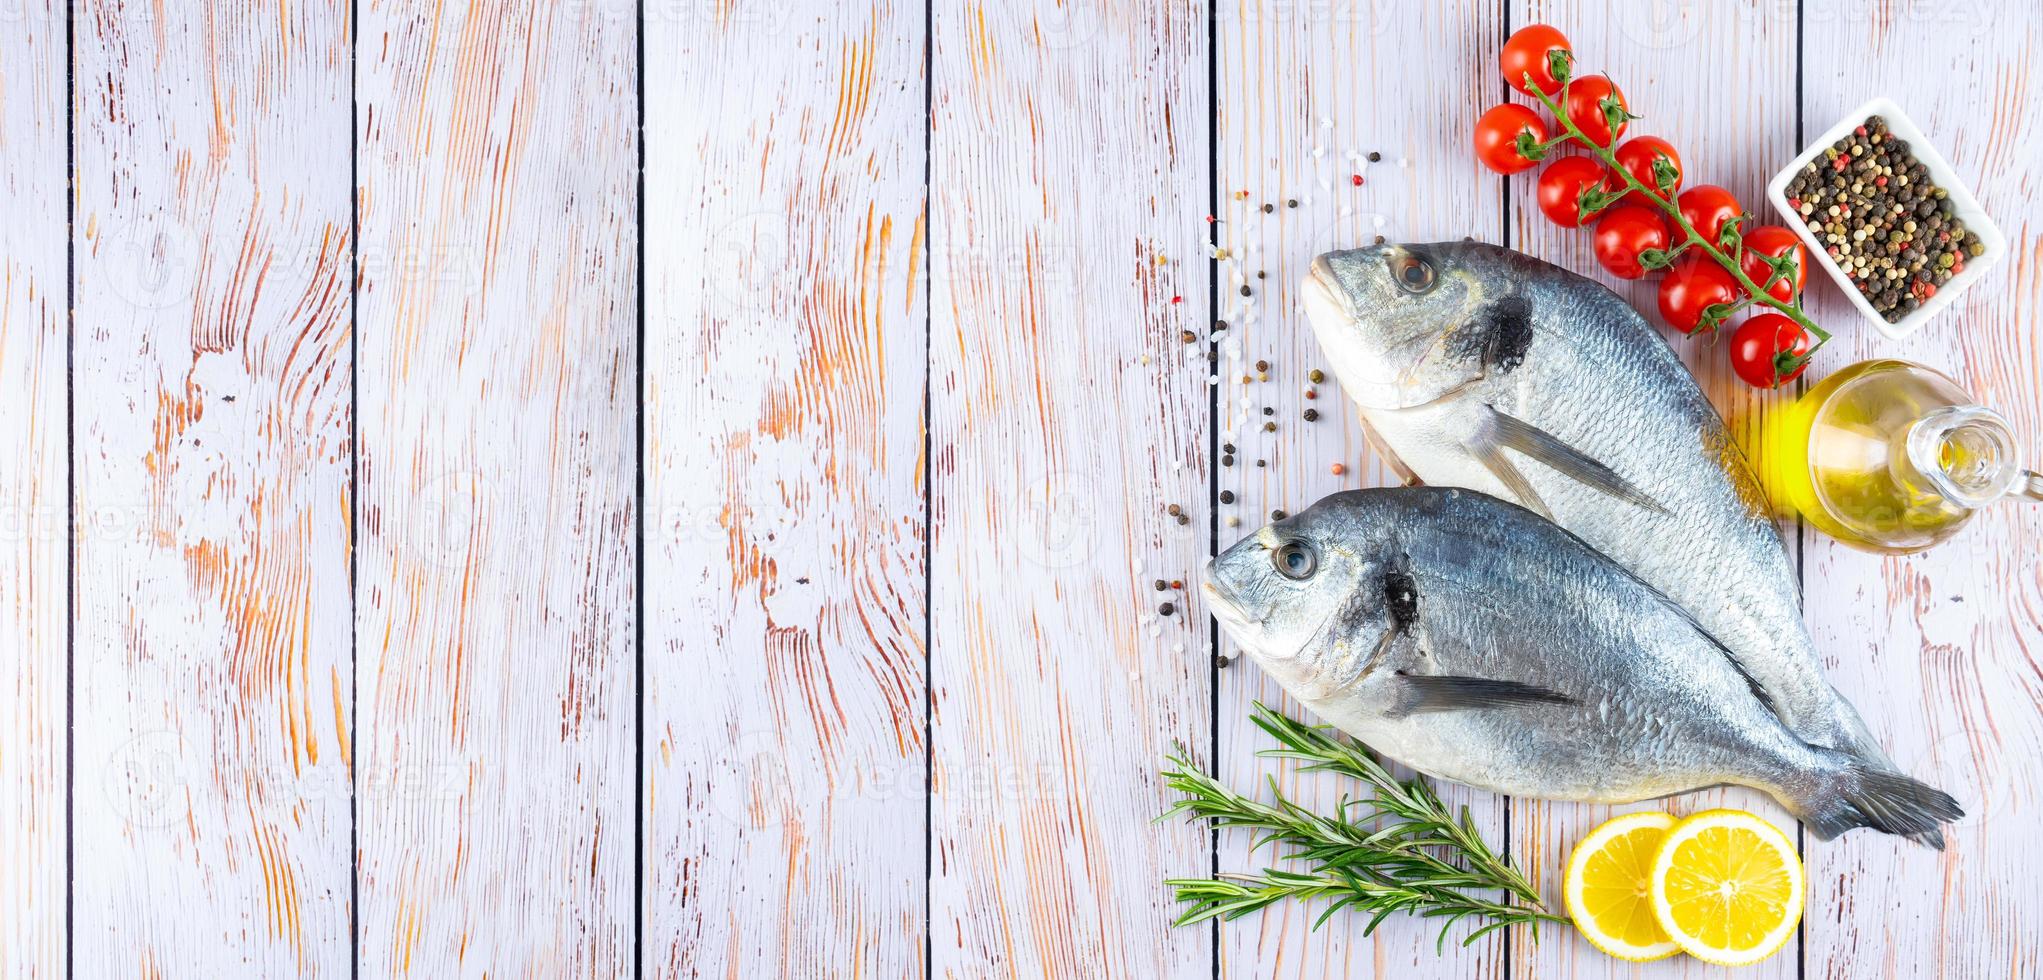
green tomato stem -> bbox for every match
[1525,77,1832,358]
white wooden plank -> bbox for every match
[928,1,1212,974]
[1798,9,2043,977]
[0,2,68,975]
[1212,3,1507,977]
[71,1,354,973]
[641,2,928,975]
[353,3,637,973]
[1506,3,1801,977]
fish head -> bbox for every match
[1203,492,1412,693]
[1303,241,1536,410]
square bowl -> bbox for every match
[1764,96,2006,340]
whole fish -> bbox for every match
[1203,487,1961,842]
[1300,241,1939,843]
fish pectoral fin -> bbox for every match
[1477,406,1669,515]
[1468,438,1555,520]
[1392,673,1577,715]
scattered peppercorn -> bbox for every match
[1255,359,1270,372]
[1256,270,1266,279]
[1216,653,1233,668]
[1159,602,1176,616]
[1373,235,1386,245]
[1271,510,1287,520]
[1307,369,1325,384]
[1262,421,1276,432]
[1286,199,1298,208]
[1367,151,1382,162]
[1302,408,1319,422]
[1261,406,1274,416]
[1153,579,1167,591]
[1240,285,1253,297]
[1304,388,1317,400]
[1167,503,1182,516]
[1222,454,1234,466]
[1262,203,1274,214]
[1330,462,1347,476]
[1222,442,1236,454]
[1175,514,1190,526]
[1180,329,1196,344]
[1219,490,1235,504]
[1784,114,1981,322]
[1255,459,1267,467]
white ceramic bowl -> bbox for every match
[1765,96,2006,340]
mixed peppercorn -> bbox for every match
[1784,115,1985,323]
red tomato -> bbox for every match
[1473,103,1549,174]
[1729,313,1813,389]
[1501,24,1572,97]
[1592,205,1671,280]
[1740,225,1808,302]
[1657,256,1743,334]
[1612,136,1682,205]
[1677,185,1743,244]
[1536,156,1615,228]
[1564,76,1629,146]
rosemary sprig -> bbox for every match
[1161,703,1568,952]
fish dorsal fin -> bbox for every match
[1471,405,1668,515]
[1391,673,1576,716]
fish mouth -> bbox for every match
[1305,255,1354,321]
[1200,561,1252,626]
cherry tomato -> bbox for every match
[1592,205,1671,280]
[1677,185,1743,244]
[1536,156,1615,228]
[1501,24,1572,97]
[1612,136,1682,205]
[1740,225,1808,302]
[1729,313,1813,389]
[1473,103,1549,174]
[1657,256,1743,334]
[1564,76,1628,147]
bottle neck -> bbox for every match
[1902,406,2029,508]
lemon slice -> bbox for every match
[1648,809,1805,966]
[1564,811,1681,961]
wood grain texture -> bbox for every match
[641,2,928,975]
[1211,3,1508,977]
[927,1,1212,975]
[0,2,67,975]
[1797,4,2043,977]
[354,2,637,974]
[1505,4,1800,977]
[71,1,354,974]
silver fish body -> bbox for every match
[1203,488,1960,842]
[1301,242,1895,792]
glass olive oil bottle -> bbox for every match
[1765,360,2042,554]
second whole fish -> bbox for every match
[1203,488,1962,843]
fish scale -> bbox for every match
[1301,241,1904,795]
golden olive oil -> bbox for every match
[1764,360,2039,554]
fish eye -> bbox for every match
[1392,255,1436,294]
[1271,540,1318,580]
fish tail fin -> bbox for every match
[1816,703,1949,848]
[1795,754,1964,847]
